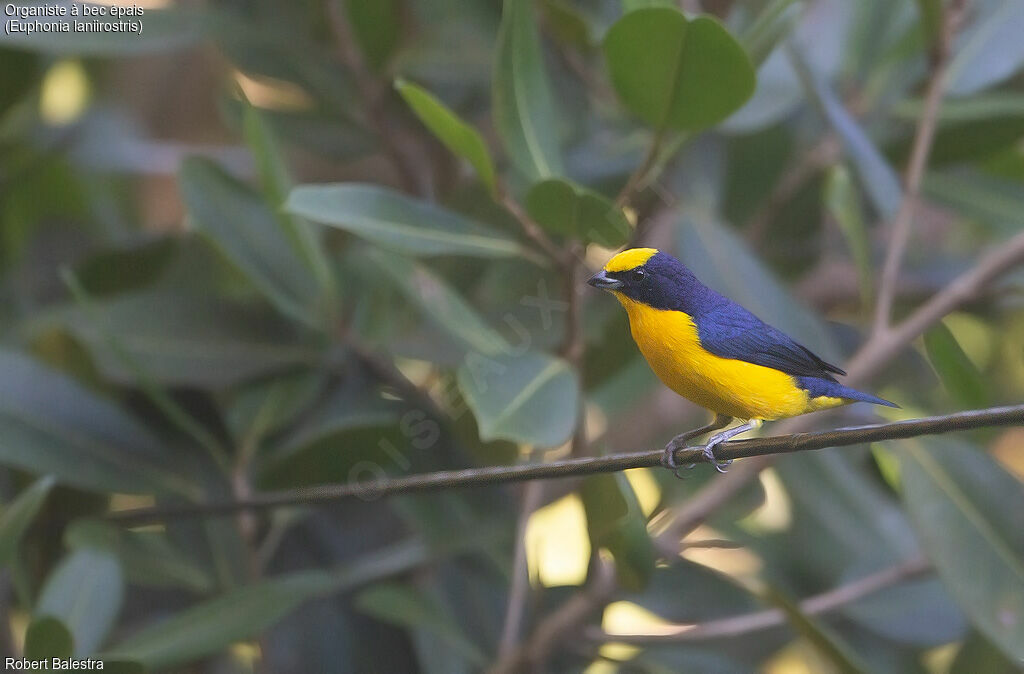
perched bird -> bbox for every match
[587,248,896,473]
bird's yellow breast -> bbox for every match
[614,294,841,420]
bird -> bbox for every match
[587,247,896,473]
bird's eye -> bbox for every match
[631,268,646,283]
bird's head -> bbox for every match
[587,248,704,311]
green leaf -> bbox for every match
[892,92,1024,124]
[540,0,592,48]
[898,438,1024,662]
[225,371,327,445]
[107,571,331,668]
[457,350,579,447]
[789,46,902,218]
[345,0,400,69]
[0,475,55,567]
[37,548,124,656]
[395,79,498,197]
[24,616,73,660]
[765,587,871,674]
[924,322,990,408]
[740,0,801,67]
[73,238,178,297]
[354,583,487,666]
[286,183,528,259]
[947,0,1024,97]
[603,9,755,130]
[493,0,565,180]
[105,539,433,668]
[629,558,759,622]
[923,171,1024,235]
[581,473,655,590]
[65,520,214,594]
[0,349,197,497]
[56,290,319,389]
[824,165,873,309]
[915,0,943,50]
[951,630,1021,674]
[525,178,631,246]
[242,103,337,303]
[179,156,322,328]
[369,248,511,356]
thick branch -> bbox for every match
[107,405,1024,525]
[587,556,931,644]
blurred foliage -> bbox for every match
[0,0,1022,672]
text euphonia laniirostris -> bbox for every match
[587,248,896,472]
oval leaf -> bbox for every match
[395,79,498,197]
[24,616,73,660]
[525,178,631,247]
[457,350,579,447]
[56,290,319,389]
[898,438,1024,662]
[106,540,432,668]
[0,349,196,497]
[493,0,565,180]
[37,548,124,656]
[286,183,527,259]
[947,0,1024,97]
[824,165,872,309]
[0,475,55,567]
[924,322,990,409]
[180,157,322,327]
[354,583,486,665]
[368,248,511,356]
[765,587,870,674]
[604,9,756,130]
[581,473,655,590]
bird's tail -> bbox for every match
[798,377,899,408]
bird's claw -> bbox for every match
[662,440,698,478]
[703,440,732,473]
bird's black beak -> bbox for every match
[587,270,623,290]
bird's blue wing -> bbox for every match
[695,302,846,379]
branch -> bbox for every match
[851,229,1024,382]
[491,557,617,674]
[496,481,546,661]
[615,127,667,208]
[873,0,968,334]
[656,228,1024,544]
[327,0,430,196]
[106,405,1024,525]
[586,556,931,644]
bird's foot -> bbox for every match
[661,415,734,478]
[661,438,699,478]
[702,435,733,474]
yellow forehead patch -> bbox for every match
[604,248,658,272]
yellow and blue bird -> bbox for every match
[587,248,896,472]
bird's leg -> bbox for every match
[662,414,732,472]
[702,419,763,473]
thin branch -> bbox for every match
[873,0,968,334]
[851,229,1024,382]
[587,556,931,644]
[499,189,568,265]
[327,0,430,196]
[616,127,668,208]
[491,557,617,674]
[657,228,1024,545]
[105,405,1024,525]
[744,133,841,244]
[496,481,546,661]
